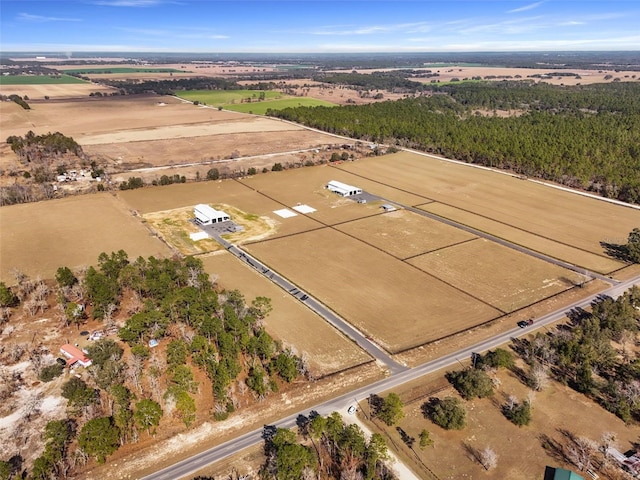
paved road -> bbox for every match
[211,233,407,375]
[142,275,640,480]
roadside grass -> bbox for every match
[0,74,87,85]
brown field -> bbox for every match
[368,362,640,480]
[337,152,639,273]
[245,227,500,352]
[0,193,172,282]
[335,209,477,259]
[0,82,114,100]
[341,65,640,86]
[408,238,583,312]
[419,202,623,274]
[200,251,371,376]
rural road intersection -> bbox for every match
[139,202,640,480]
[142,273,640,480]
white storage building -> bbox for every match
[326,180,362,197]
[194,204,230,225]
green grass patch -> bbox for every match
[0,74,87,85]
[177,89,336,115]
[61,67,186,74]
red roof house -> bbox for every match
[60,344,92,367]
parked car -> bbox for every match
[518,319,534,328]
[347,405,357,414]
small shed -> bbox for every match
[194,204,230,225]
[60,344,92,367]
[326,180,362,197]
[381,204,397,212]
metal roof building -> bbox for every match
[326,180,362,197]
[194,204,230,225]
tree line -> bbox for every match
[270,81,640,203]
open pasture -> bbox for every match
[0,193,172,282]
[0,82,114,100]
[335,209,477,259]
[407,238,583,312]
[62,67,186,74]
[245,228,501,352]
[0,74,87,85]
[419,202,624,274]
[200,252,371,376]
[177,90,336,114]
[0,95,239,139]
[337,152,639,273]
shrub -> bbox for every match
[447,368,494,400]
[428,397,466,430]
[503,399,532,427]
[38,363,64,382]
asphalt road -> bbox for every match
[142,274,640,480]
[212,233,407,374]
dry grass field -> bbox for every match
[200,251,371,376]
[245,227,501,352]
[374,364,640,480]
[336,152,639,274]
[0,82,114,100]
[408,238,583,312]
[0,193,172,282]
[335,209,476,259]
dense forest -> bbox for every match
[270,81,640,203]
[99,77,240,95]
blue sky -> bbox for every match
[1,0,639,52]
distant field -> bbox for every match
[336,152,639,274]
[177,89,336,114]
[62,67,186,74]
[0,74,86,85]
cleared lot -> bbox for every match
[0,193,172,282]
[337,152,639,273]
[246,228,500,352]
[407,238,583,312]
[335,210,477,259]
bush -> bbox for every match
[503,400,532,427]
[206,168,220,181]
[0,282,18,307]
[38,363,64,382]
[55,266,77,288]
[271,163,283,172]
[446,368,494,400]
[427,397,466,430]
[479,348,514,369]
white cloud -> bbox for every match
[17,13,82,22]
[508,2,545,14]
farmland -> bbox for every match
[176,89,336,114]
[62,67,186,74]
[0,74,87,85]
[0,193,172,281]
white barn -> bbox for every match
[194,204,230,225]
[326,180,362,197]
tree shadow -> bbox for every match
[369,393,383,417]
[600,241,630,262]
[421,397,439,420]
[462,441,481,465]
[396,427,415,448]
[539,433,567,464]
